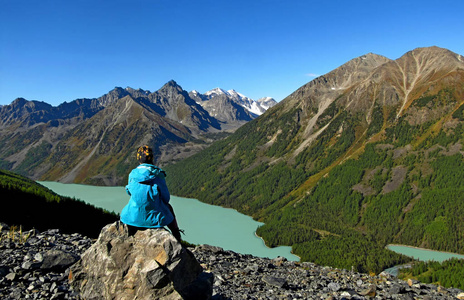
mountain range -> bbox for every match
[2,45,464,274]
[190,88,276,124]
[0,81,276,185]
[165,46,464,272]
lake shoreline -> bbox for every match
[254,231,301,261]
[387,244,464,257]
[38,181,298,261]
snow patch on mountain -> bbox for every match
[194,88,277,116]
[204,88,228,97]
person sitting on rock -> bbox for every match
[120,145,183,241]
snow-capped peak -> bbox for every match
[205,88,228,97]
[227,89,247,99]
[190,87,277,116]
[204,88,252,102]
[256,97,278,110]
[257,97,273,102]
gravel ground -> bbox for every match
[1,224,463,300]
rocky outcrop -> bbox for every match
[69,222,213,300]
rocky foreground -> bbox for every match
[1,224,463,300]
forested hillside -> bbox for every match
[165,47,464,273]
[0,169,118,237]
[400,258,464,289]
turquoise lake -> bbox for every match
[38,181,299,261]
[387,245,464,262]
[384,245,464,276]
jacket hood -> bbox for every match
[131,164,166,183]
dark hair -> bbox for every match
[136,145,154,164]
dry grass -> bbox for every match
[0,225,31,244]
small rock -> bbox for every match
[5,272,16,281]
[45,229,60,235]
[198,244,225,254]
[272,256,287,266]
[40,250,79,271]
[389,284,404,295]
[262,275,288,288]
[50,282,57,292]
[22,261,41,270]
[359,284,376,297]
[34,253,44,262]
[328,282,340,292]
[340,291,353,297]
[407,278,419,287]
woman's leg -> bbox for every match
[167,204,182,241]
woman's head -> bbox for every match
[136,145,154,164]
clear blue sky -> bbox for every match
[1,0,463,106]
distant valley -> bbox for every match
[0,81,276,185]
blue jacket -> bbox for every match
[120,164,174,228]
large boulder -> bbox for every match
[69,221,213,299]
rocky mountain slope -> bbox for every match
[189,88,277,130]
[2,224,463,300]
[0,81,273,185]
[166,46,464,272]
